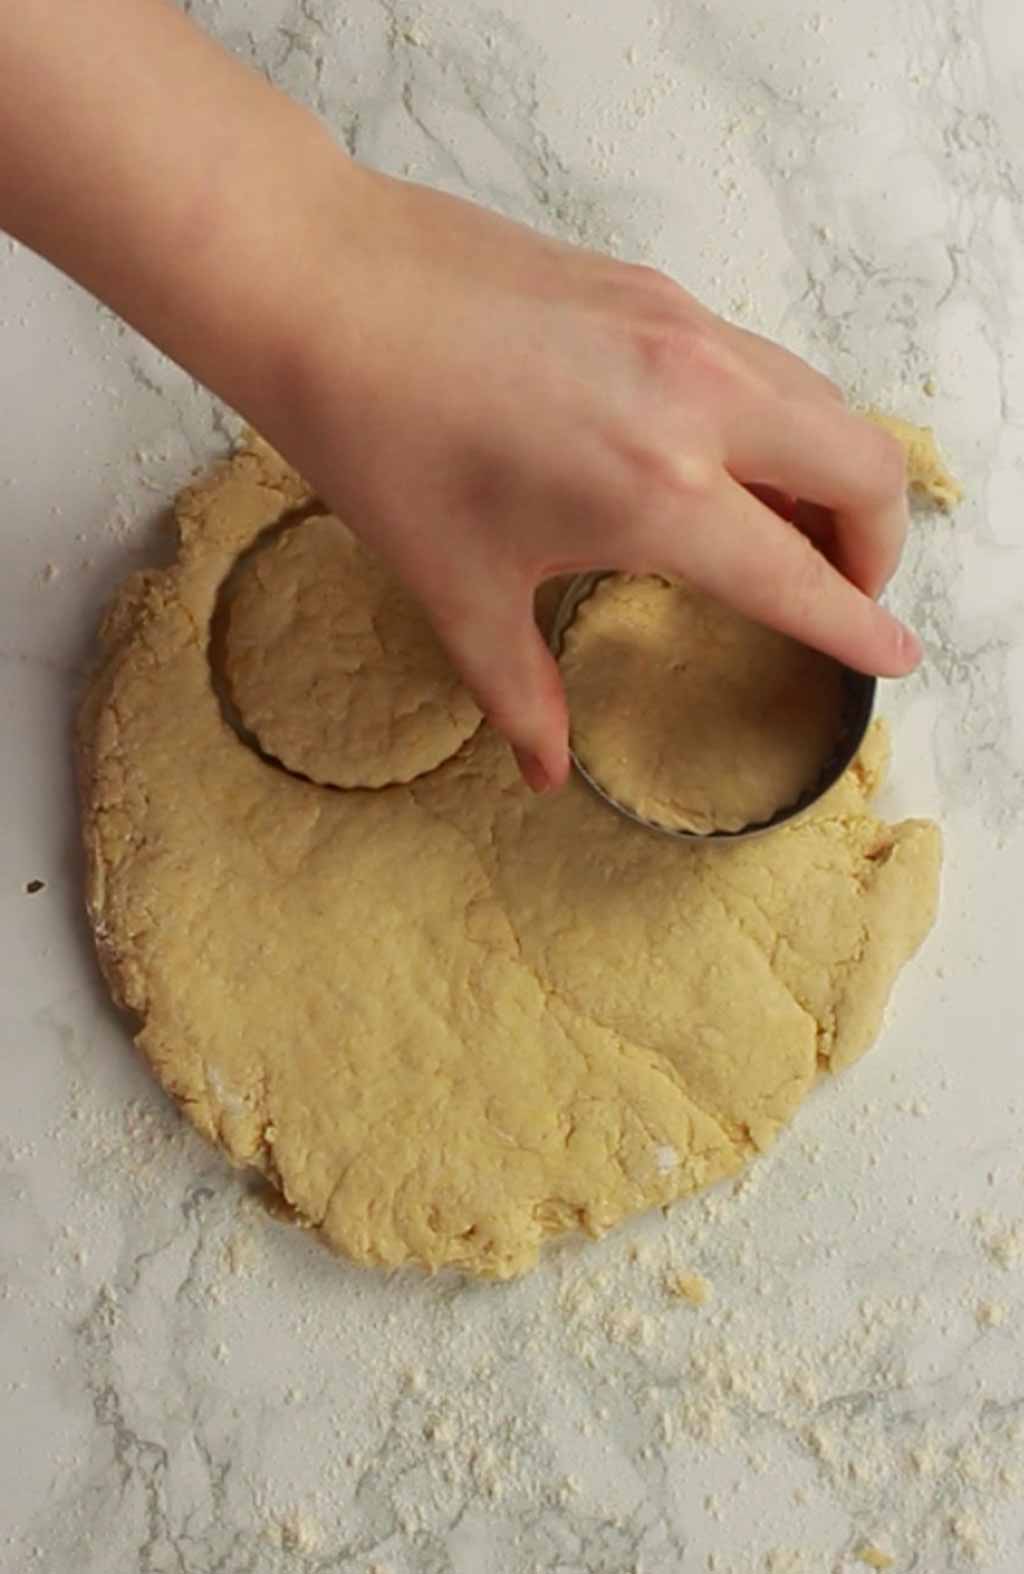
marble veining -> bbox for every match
[2,2,1023,1571]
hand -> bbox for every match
[0,3,916,794]
[266,169,917,792]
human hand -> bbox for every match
[267,168,917,793]
[0,1,915,794]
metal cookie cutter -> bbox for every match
[550,572,877,845]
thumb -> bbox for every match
[437,589,571,793]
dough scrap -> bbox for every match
[865,409,963,510]
[559,573,845,834]
[223,513,480,787]
[77,435,942,1279]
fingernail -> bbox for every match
[514,748,552,794]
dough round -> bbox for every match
[560,574,846,835]
[222,514,480,787]
[77,436,941,1279]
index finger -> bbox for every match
[726,399,910,599]
[655,472,921,678]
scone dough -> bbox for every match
[223,513,481,787]
[77,436,942,1279]
[559,574,845,834]
[866,409,963,510]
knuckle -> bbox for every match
[664,449,719,503]
[622,441,718,522]
[635,316,735,395]
[625,262,682,303]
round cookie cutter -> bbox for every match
[550,571,877,844]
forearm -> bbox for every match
[0,0,353,422]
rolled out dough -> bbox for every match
[77,436,942,1278]
[559,573,845,833]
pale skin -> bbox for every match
[0,0,919,792]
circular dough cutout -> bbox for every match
[223,515,481,787]
[559,574,845,834]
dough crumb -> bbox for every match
[864,409,963,510]
[975,1299,1008,1328]
[666,1269,712,1306]
[856,1544,895,1569]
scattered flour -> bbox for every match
[978,1215,1024,1270]
[269,1505,321,1553]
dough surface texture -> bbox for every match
[559,573,845,834]
[77,436,942,1279]
[223,513,480,787]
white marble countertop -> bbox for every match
[2,2,1023,1571]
